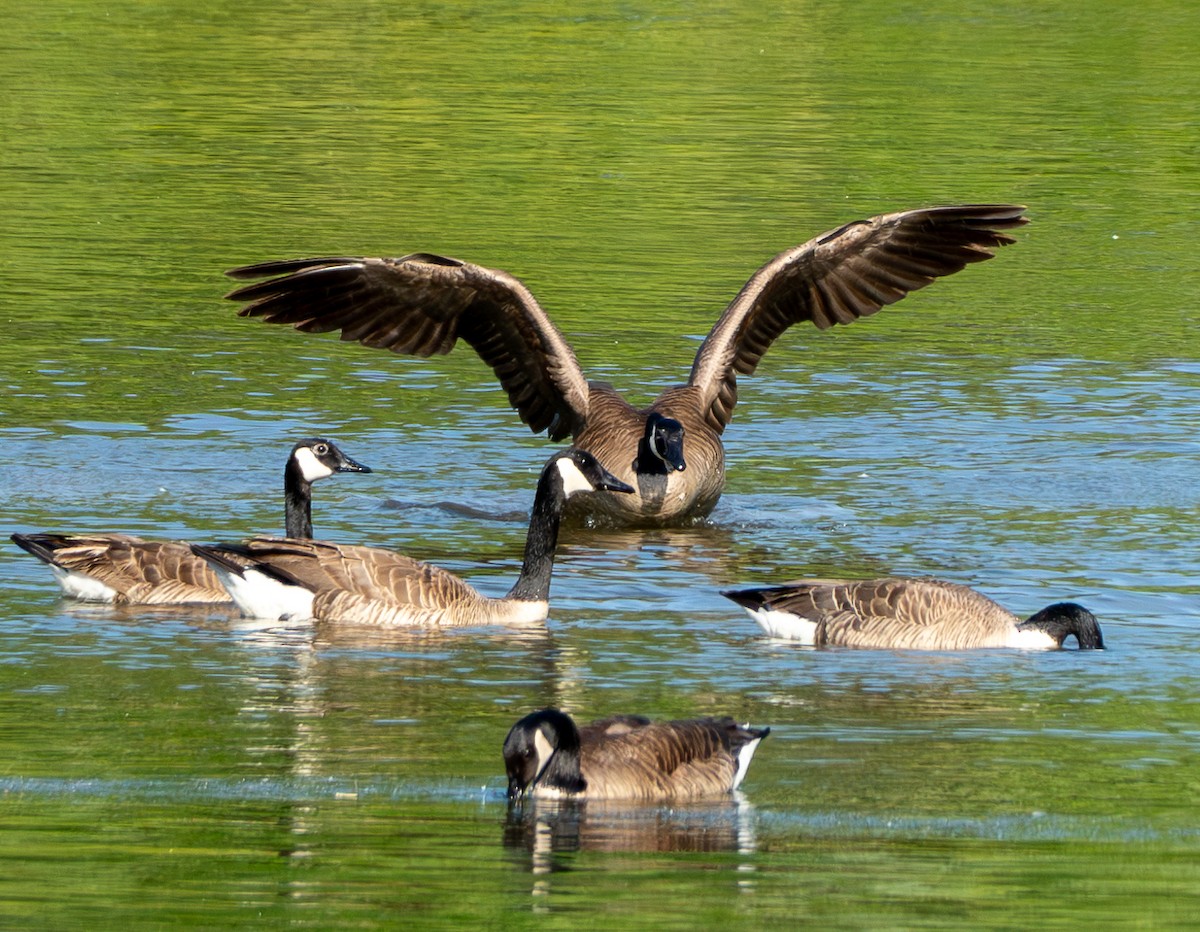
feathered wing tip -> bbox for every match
[11,532,80,566]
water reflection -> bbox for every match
[503,794,759,895]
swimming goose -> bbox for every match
[189,448,633,626]
[503,708,770,801]
[225,204,1027,526]
[722,577,1104,650]
[10,438,370,605]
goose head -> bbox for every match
[288,438,372,484]
[635,412,686,475]
[504,708,585,799]
[553,449,635,499]
[1020,602,1104,650]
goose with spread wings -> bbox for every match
[226,205,1027,525]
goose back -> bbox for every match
[724,577,1101,650]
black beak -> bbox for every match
[595,465,635,495]
[335,454,372,474]
[655,430,686,472]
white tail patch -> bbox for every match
[213,565,315,622]
[555,457,595,497]
[732,734,764,790]
[745,607,818,645]
[292,446,334,483]
[50,566,118,603]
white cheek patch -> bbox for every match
[732,735,764,790]
[533,728,556,782]
[1008,627,1058,650]
[555,457,595,497]
[293,447,334,483]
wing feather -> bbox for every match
[689,205,1027,431]
[227,255,590,440]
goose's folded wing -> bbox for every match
[758,577,1018,647]
[584,719,735,798]
[226,536,479,609]
[13,533,226,604]
[227,254,591,440]
[688,205,1028,431]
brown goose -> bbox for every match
[503,708,770,801]
[722,577,1104,650]
[10,438,370,605]
[190,448,633,626]
[225,204,1027,526]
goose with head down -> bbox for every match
[722,577,1104,650]
[503,708,770,802]
[10,438,370,605]
[225,205,1027,526]
[190,448,633,626]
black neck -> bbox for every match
[634,431,669,476]
[283,459,314,539]
[505,468,566,602]
[539,744,587,795]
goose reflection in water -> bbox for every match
[503,795,759,888]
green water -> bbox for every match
[3,0,1200,927]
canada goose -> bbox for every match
[722,577,1104,650]
[225,205,1026,525]
[189,448,633,626]
[10,438,370,605]
[503,708,770,801]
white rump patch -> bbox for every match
[51,566,118,603]
[214,565,315,622]
[293,446,334,483]
[732,734,764,791]
[744,607,818,645]
[555,457,595,497]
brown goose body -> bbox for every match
[504,709,771,802]
[226,205,1027,526]
[569,386,725,523]
[723,577,1104,650]
[193,536,551,627]
[191,448,633,626]
[11,439,370,606]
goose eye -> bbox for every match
[314,444,329,455]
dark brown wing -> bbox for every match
[582,718,741,799]
[207,536,480,609]
[730,577,1019,649]
[226,254,591,440]
[688,205,1028,431]
[13,533,228,604]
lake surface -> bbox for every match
[3,0,1200,927]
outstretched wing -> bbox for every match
[688,205,1028,431]
[226,254,591,440]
